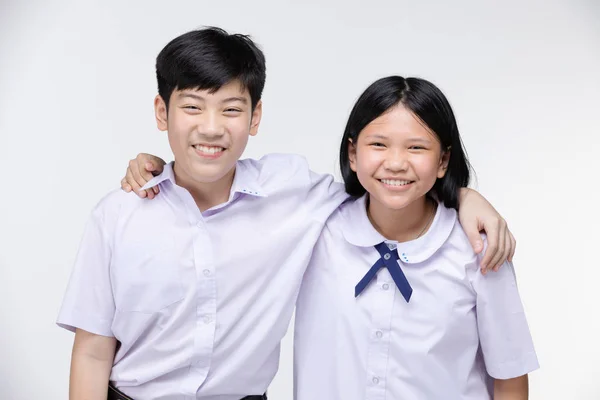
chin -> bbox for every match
[174,160,228,183]
[382,200,414,211]
[370,192,416,211]
[189,170,230,184]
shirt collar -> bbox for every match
[340,194,457,264]
[141,160,267,198]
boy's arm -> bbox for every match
[494,375,529,400]
[458,188,516,273]
[70,329,117,400]
[120,154,516,271]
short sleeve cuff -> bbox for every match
[56,309,114,337]
[486,352,540,379]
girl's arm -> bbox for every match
[69,328,117,400]
[494,375,529,400]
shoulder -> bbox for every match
[88,188,150,231]
[241,153,346,201]
[310,202,356,272]
[237,153,313,195]
[321,199,357,240]
[240,153,311,180]
[437,207,481,265]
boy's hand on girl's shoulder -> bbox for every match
[121,153,166,199]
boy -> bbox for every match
[59,27,514,400]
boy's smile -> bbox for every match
[192,144,226,159]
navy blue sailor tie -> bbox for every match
[355,242,413,302]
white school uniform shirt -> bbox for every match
[57,154,348,400]
[294,195,539,400]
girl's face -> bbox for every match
[348,104,450,212]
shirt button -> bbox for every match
[196,222,203,228]
[375,331,383,338]
[382,283,390,290]
[383,253,391,260]
[203,269,211,277]
[203,315,212,324]
[372,377,380,384]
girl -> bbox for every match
[294,76,538,399]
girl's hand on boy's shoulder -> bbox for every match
[121,153,166,199]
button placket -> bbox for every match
[186,219,217,391]
[365,268,394,398]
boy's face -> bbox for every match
[155,80,262,188]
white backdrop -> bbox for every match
[1,0,599,398]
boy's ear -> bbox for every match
[249,100,263,136]
[154,95,168,131]
[348,139,358,172]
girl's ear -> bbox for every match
[437,146,451,178]
[348,139,358,172]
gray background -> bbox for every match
[1,0,599,398]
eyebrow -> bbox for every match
[178,93,248,104]
[366,134,389,140]
[407,137,433,143]
[365,134,433,143]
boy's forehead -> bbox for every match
[176,80,250,101]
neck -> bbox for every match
[367,195,435,243]
[173,163,235,212]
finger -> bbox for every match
[145,189,155,200]
[507,231,516,262]
[145,161,157,173]
[125,166,146,198]
[144,155,165,175]
[490,221,507,271]
[130,159,149,189]
[138,160,155,182]
[464,223,484,256]
[492,229,510,272]
[125,165,142,192]
[493,227,511,272]
[479,218,500,271]
[495,232,513,271]
[121,178,132,193]
[153,186,159,195]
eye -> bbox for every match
[224,108,243,116]
[370,142,386,148]
[409,145,426,150]
[183,105,201,111]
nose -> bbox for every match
[384,148,409,172]
[200,112,225,137]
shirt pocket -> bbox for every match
[112,241,185,313]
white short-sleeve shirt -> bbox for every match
[57,154,348,400]
[294,195,539,400]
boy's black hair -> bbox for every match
[156,27,266,110]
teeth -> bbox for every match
[194,145,224,154]
[381,179,412,186]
